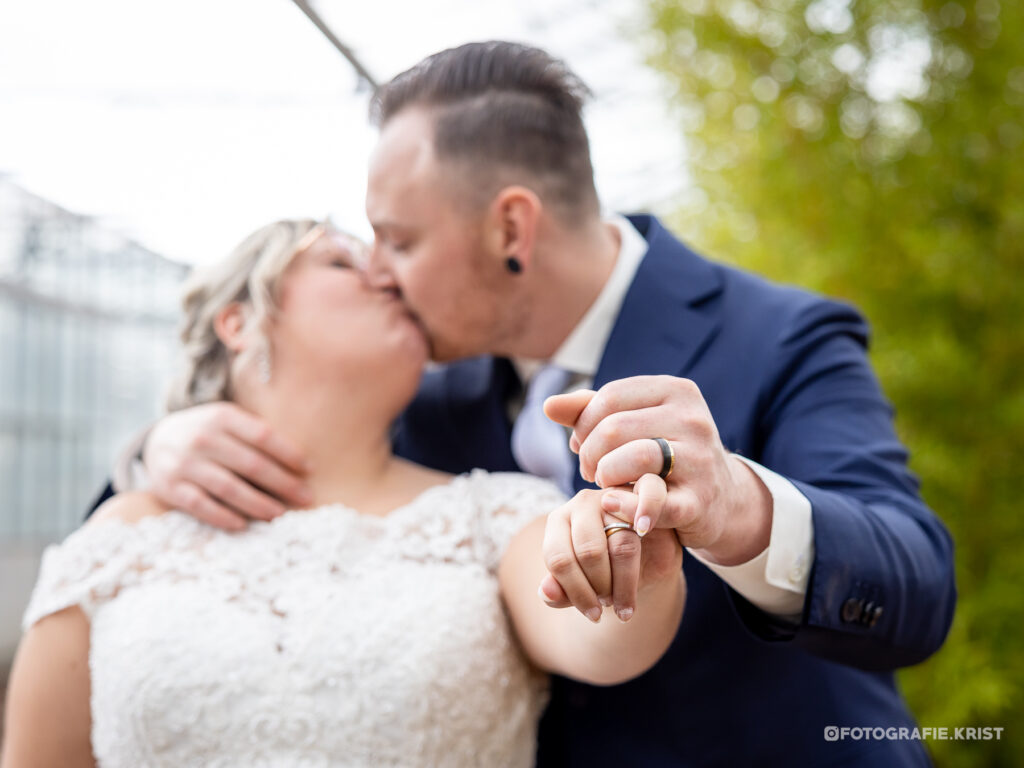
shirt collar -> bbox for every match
[549,215,649,379]
[511,215,648,384]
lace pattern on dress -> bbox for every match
[22,469,565,768]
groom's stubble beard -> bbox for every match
[460,230,536,361]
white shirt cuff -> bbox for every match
[687,455,814,619]
[111,427,153,493]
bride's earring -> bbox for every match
[257,346,272,384]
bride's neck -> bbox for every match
[241,374,401,511]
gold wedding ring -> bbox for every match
[603,522,636,537]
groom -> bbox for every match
[113,42,954,766]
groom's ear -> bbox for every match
[487,185,541,274]
[213,302,249,353]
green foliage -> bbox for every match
[640,0,1023,764]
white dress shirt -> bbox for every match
[513,216,813,619]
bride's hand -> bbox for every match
[538,475,683,623]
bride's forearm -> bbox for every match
[499,517,686,686]
[557,571,685,685]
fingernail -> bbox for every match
[538,585,557,605]
[602,495,620,513]
[599,596,613,607]
[569,434,580,453]
[636,516,651,537]
[616,607,634,623]
[584,607,602,623]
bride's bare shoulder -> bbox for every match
[90,491,171,526]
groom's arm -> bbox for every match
[85,426,151,519]
[85,482,116,518]
[558,297,955,671]
[85,403,312,528]
[734,298,955,669]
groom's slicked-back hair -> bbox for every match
[371,41,599,223]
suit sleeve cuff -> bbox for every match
[687,455,814,618]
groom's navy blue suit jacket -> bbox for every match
[392,215,955,767]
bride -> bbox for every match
[2,219,684,767]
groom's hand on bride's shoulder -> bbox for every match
[538,481,683,624]
[144,402,313,530]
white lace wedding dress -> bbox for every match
[23,470,564,768]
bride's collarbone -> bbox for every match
[322,463,454,518]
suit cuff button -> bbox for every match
[841,597,864,623]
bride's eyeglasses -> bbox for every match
[290,219,370,272]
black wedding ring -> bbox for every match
[653,438,675,480]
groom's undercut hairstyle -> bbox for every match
[371,41,600,224]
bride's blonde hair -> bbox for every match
[165,219,324,412]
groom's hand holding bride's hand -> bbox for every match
[538,482,683,624]
[544,377,773,568]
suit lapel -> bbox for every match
[594,215,724,389]
[570,216,724,492]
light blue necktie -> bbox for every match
[511,364,576,496]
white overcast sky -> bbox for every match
[0,0,687,265]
